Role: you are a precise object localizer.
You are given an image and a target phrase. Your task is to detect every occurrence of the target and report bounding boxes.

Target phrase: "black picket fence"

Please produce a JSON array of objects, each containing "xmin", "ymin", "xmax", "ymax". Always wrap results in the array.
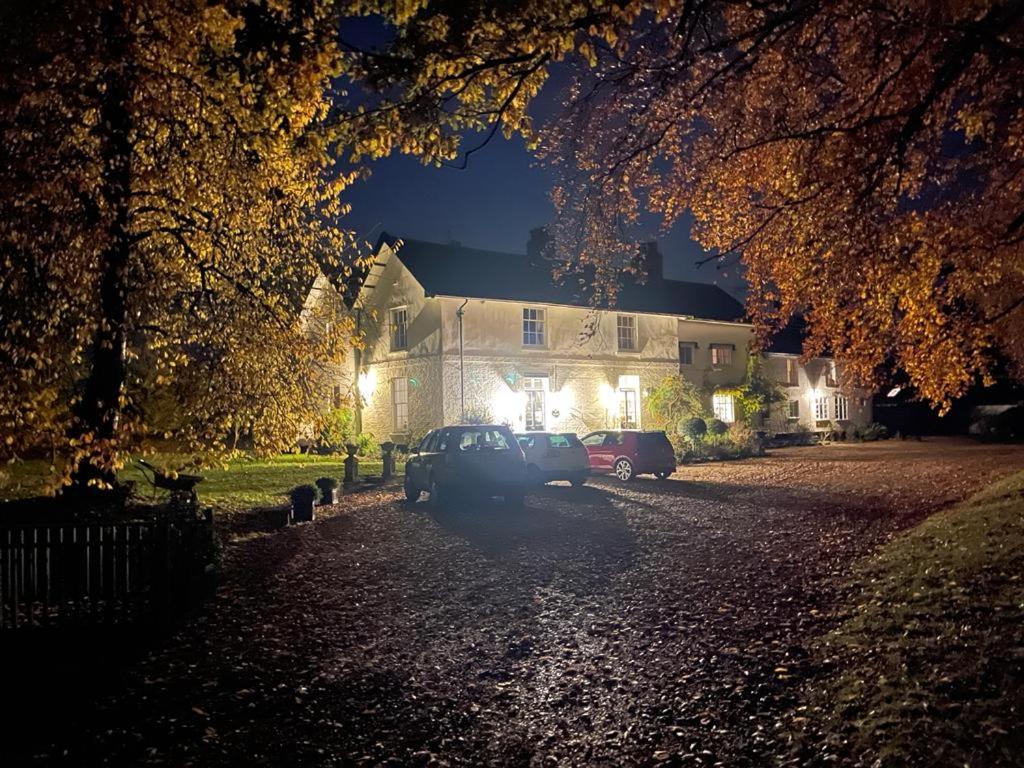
[{"xmin": 0, "ymin": 513, "xmax": 215, "ymax": 631}]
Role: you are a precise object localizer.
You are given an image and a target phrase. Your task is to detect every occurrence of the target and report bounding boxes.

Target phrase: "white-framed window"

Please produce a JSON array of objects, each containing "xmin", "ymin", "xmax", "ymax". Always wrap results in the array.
[
  {"xmin": 826, "ymin": 361, "xmax": 838, "ymax": 387},
  {"xmin": 788, "ymin": 399, "xmax": 800, "ymax": 420},
  {"xmin": 616, "ymin": 314, "xmax": 637, "ymax": 352},
  {"xmin": 782, "ymin": 358, "xmax": 799, "ymax": 387},
  {"xmin": 814, "ymin": 395, "xmax": 829, "ymax": 421},
  {"xmin": 712, "ymin": 393, "xmax": 736, "ymax": 423},
  {"xmin": 391, "ymin": 377, "xmax": 409, "ymax": 432},
  {"xmin": 678, "ymin": 342, "xmax": 695, "ymax": 367},
  {"xmin": 618, "ymin": 374, "xmax": 640, "ymax": 429},
  {"xmin": 834, "ymin": 394, "xmax": 849, "ymax": 421},
  {"xmin": 523, "ymin": 376, "xmax": 548, "ymax": 431},
  {"xmin": 390, "ymin": 307, "xmax": 408, "ymax": 351},
  {"xmin": 522, "ymin": 307, "xmax": 545, "ymax": 347},
  {"xmin": 711, "ymin": 344, "xmax": 734, "ymax": 367}
]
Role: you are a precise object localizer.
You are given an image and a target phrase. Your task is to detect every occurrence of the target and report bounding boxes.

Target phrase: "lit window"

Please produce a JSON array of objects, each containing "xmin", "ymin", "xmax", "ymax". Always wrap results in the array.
[
  {"xmin": 522, "ymin": 307, "xmax": 545, "ymax": 346},
  {"xmin": 390, "ymin": 307, "xmax": 408, "ymax": 351},
  {"xmin": 834, "ymin": 394, "xmax": 849, "ymax": 421},
  {"xmin": 711, "ymin": 344, "xmax": 733, "ymax": 367},
  {"xmin": 391, "ymin": 378, "xmax": 408, "ymax": 432},
  {"xmin": 679, "ymin": 342, "xmax": 695, "ymax": 367},
  {"xmin": 618, "ymin": 374, "xmax": 640, "ymax": 429},
  {"xmin": 788, "ymin": 399, "xmax": 800, "ymax": 420},
  {"xmin": 781, "ymin": 358, "xmax": 799, "ymax": 386},
  {"xmin": 712, "ymin": 393, "xmax": 735, "ymax": 423},
  {"xmin": 617, "ymin": 315, "xmax": 637, "ymax": 351},
  {"xmin": 814, "ymin": 395, "xmax": 829, "ymax": 421}
]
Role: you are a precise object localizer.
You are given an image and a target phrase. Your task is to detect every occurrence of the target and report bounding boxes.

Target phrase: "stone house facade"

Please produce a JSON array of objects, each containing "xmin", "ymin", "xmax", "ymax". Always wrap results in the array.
[{"xmin": 308, "ymin": 235, "xmax": 871, "ymax": 443}]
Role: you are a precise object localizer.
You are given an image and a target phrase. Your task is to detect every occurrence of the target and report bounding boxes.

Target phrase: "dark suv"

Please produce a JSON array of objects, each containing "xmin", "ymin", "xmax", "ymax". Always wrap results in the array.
[
  {"xmin": 404, "ymin": 424, "xmax": 528, "ymax": 508},
  {"xmin": 580, "ymin": 430, "xmax": 676, "ymax": 481}
]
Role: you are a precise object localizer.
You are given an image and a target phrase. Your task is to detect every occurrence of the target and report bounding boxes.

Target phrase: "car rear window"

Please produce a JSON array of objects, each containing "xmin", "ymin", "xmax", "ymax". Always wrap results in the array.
[
  {"xmin": 638, "ymin": 431, "xmax": 672, "ymax": 447},
  {"xmin": 457, "ymin": 428, "xmax": 512, "ymax": 451}
]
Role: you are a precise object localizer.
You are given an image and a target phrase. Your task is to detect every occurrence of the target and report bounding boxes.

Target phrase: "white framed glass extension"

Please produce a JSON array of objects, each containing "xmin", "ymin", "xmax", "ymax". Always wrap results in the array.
[
  {"xmin": 522, "ymin": 376, "xmax": 548, "ymax": 431},
  {"xmin": 522, "ymin": 307, "xmax": 546, "ymax": 347},
  {"xmin": 618, "ymin": 374, "xmax": 640, "ymax": 429},
  {"xmin": 391, "ymin": 377, "xmax": 409, "ymax": 433},
  {"xmin": 712, "ymin": 392, "xmax": 736, "ymax": 423},
  {"xmin": 389, "ymin": 306, "xmax": 408, "ymax": 351},
  {"xmin": 834, "ymin": 394, "xmax": 849, "ymax": 421}
]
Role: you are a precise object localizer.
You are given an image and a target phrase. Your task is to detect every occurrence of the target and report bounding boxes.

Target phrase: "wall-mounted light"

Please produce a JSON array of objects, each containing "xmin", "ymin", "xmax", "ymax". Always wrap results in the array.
[{"xmin": 357, "ymin": 369, "xmax": 377, "ymax": 400}]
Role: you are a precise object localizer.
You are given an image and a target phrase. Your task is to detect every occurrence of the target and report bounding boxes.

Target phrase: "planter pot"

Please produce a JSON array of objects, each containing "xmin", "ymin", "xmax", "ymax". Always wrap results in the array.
[
  {"xmin": 291, "ymin": 499, "xmax": 316, "ymax": 523},
  {"xmin": 315, "ymin": 484, "xmax": 339, "ymax": 505}
]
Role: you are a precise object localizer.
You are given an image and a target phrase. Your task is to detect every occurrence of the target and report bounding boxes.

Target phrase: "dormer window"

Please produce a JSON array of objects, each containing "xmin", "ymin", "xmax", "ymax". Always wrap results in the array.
[{"xmin": 390, "ymin": 307, "xmax": 408, "ymax": 351}]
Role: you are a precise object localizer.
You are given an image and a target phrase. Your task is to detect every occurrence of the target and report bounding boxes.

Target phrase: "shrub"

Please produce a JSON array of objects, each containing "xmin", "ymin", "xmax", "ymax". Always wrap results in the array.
[
  {"xmin": 356, "ymin": 432, "xmax": 380, "ymax": 458},
  {"xmin": 861, "ymin": 422, "xmax": 889, "ymax": 441},
  {"xmin": 317, "ymin": 406, "xmax": 355, "ymax": 452},
  {"xmin": 708, "ymin": 418, "xmax": 729, "ymax": 436},
  {"xmin": 681, "ymin": 416, "xmax": 708, "ymax": 442},
  {"xmin": 288, "ymin": 484, "xmax": 317, "ymax": 506},
  {"xmin": 647, "ymin": 375, "xmax": 708, "ymax": 431}
]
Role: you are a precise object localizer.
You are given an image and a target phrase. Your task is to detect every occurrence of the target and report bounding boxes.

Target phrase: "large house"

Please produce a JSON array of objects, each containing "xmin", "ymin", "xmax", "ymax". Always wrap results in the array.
[{"xmin": 305, "ymin": 234, "xmax": 872, "ymax": 443}]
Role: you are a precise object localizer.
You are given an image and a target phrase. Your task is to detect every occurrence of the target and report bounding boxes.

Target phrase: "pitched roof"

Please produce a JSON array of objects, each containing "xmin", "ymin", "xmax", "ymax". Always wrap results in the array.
[{"xmin": 379, "ymin": 234, "xmax": 747, "ymax": 323}]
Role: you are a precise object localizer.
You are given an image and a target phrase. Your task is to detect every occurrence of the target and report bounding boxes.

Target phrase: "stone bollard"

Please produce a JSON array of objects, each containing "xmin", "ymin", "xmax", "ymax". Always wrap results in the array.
[
  {"xmin": 343, "ymin": 442, "xmax": 359, "ymax": 485},
  {"xmin": 380, "ymin": 441, "xmax": 395, "ymax": 480}
]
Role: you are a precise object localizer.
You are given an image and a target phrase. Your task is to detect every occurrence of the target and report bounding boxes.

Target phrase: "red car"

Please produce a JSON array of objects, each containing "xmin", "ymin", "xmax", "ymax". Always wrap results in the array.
[{"xmin": 580, "ymin": 430, "xmax": 676, "ymax": 481}]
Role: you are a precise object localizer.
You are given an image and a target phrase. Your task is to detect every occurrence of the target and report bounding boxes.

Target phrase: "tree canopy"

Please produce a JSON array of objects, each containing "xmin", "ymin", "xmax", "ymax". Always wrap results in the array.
[{"xmin": 351, "ymin": 0, "xmax": 1024, "ymax": 411}]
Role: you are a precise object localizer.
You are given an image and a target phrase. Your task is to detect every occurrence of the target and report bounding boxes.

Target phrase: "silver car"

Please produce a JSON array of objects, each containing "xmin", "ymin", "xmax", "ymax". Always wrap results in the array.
[{"xmin": 515, "ymin": 432, "xmax": 590, "ymax": 487}]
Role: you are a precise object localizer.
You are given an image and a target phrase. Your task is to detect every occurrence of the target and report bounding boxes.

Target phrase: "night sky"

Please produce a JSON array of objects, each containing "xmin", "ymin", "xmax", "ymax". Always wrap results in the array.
[{"xmin": 342, "ymin": 113, "xmax": 748, "ymax": 300}]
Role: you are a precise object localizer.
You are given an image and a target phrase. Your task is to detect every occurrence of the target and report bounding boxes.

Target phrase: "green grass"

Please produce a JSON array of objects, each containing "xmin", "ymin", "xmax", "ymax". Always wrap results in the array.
[
  {"xmin": 807, "ymin": 470, "xmax": 1024, "ymax": 765},
  {"xmin": 0, "ymin": 454, "xmax": 401, "ymax": 513}
]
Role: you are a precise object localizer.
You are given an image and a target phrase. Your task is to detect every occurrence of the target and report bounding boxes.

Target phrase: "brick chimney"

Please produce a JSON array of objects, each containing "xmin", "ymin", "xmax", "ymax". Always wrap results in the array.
[
  {"xmin": 638, "ymin": 241, "xmax": 663, "ymax": 281},
  {"xmin": 526, "ymin": 226, "xmax": 551, "ymax": 265}
]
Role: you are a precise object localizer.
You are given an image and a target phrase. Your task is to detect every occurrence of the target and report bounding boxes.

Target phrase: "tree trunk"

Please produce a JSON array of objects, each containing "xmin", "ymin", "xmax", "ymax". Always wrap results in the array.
[{"xmin": 70, "ymin": 1, "xmax": 132, "ymax": 494}]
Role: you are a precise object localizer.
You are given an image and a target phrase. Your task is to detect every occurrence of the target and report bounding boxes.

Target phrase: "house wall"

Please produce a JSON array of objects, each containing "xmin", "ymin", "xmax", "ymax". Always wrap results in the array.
[
  {"xmin": 763, "ymin": 353, "xmax": 873, "ymax": 432},
  {"xmin": 318, "ymin": 244, "xmax": 873, "ymax": 443}
]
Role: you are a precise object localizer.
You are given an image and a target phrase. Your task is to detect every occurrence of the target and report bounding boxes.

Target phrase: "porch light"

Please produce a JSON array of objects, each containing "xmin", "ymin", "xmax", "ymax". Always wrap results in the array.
[{"xmin": 599, "ymin": 382, "xmax": 618, "ymax": 412}]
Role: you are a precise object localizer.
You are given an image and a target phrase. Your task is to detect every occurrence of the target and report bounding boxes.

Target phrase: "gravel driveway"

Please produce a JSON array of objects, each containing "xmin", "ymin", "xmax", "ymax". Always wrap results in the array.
[{"xmin": 26, "ymin": 439, "xmax": 1024, "ymax": 766}]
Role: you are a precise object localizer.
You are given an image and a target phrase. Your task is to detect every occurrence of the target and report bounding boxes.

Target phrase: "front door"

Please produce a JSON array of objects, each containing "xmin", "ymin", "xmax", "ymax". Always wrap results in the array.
[{"xmin": 523, "ymin": 376, "xmax": 547, "ymax": 431}]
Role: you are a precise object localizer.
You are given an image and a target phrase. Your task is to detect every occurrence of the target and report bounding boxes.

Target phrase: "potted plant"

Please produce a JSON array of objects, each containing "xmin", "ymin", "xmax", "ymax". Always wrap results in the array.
[
  {"xmin": 289, "ymin": 484, "xmax": 317, "ymax": 523},
  {"xmin": 315, "ymin": 476, "xmax": 339, "ymax": 505}
]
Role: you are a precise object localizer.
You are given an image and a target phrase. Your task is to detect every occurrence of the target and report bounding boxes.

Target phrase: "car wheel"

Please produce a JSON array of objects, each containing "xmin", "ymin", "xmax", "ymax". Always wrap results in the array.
[
  {"xmin": 654, "ymin": 470, "xmax": 672, "ymax": 480},
  {"xmin": 613, "ymin": 458, "xmax": 635, "ymax": 482},
  {"xmin": 404, "ymin": 476, "xmax": 421, "ymax": 502},
  {"xmin": 429, "ymin": 476, "xmax": 445, "ymax": 508},
  {"xmin": 504, "ymin": 491, "xmax": 525, "ymax": 510}
]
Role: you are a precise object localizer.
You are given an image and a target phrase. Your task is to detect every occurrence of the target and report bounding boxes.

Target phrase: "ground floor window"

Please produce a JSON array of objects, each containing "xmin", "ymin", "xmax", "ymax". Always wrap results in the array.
[
  {"xmin": 712, "ymin": 393, "xmax": 736, "ymax": 423},
  {"xmin": 618, "ymin": 374, "xmax": 640, "ymax": 429},
  {"xmin": 788, "ymin": 399, "xmax": 800, "ymax": 420},
  {"xmin": 523, "ymin": 376, "xmax": 548, "ymax": 431},
  {"xmin": 391, "ymin": 377, "xmax": 408, "ymax": 433},
  {"xmin": 814, "ymin": 395, "xmax": 829, "ymax": 421},
  {"xmin": 834, "ymin": 394, "xmax": 849, "ymax": 421}
]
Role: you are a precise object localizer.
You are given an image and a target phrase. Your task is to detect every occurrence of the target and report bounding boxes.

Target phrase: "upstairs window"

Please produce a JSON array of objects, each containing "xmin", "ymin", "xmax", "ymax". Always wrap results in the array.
[
  {"xmin": 390, "ymin": 307, "xmax": 408, "ymax": 351},
  {"xmin": 826, "ymin": 361, "xmax": 838, "ymax": 387},
  {"xmin": 712, "ymin": 393, "xmax": 736, "ymax": 423},
  {"xmin": 678, "ymin": 341, "xmax": 695, "ymax": 368},
  {"xmin": 781, "ymin": 358, "xmax": 799, "ymax": 386},
  {"xmin": 522, "ymin": 307, "xmax": 545, "ymax": 347},
  {"xmin": 710, "ymin": 344, "xmax": 734, "ymax": 367},
  {"xmin": 617, "ymin": 315, "xmax": 637, "ymax": 352}
]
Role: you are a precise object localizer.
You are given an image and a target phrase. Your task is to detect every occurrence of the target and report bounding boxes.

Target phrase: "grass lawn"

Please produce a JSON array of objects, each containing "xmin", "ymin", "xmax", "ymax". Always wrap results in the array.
[
  {"xmin": 806, "ymin": 469, "xmax": 1024, "ymax": 765},
  {"xmin": 0, "ymin": 454, "xmax": 402, "ymax": 514}
]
